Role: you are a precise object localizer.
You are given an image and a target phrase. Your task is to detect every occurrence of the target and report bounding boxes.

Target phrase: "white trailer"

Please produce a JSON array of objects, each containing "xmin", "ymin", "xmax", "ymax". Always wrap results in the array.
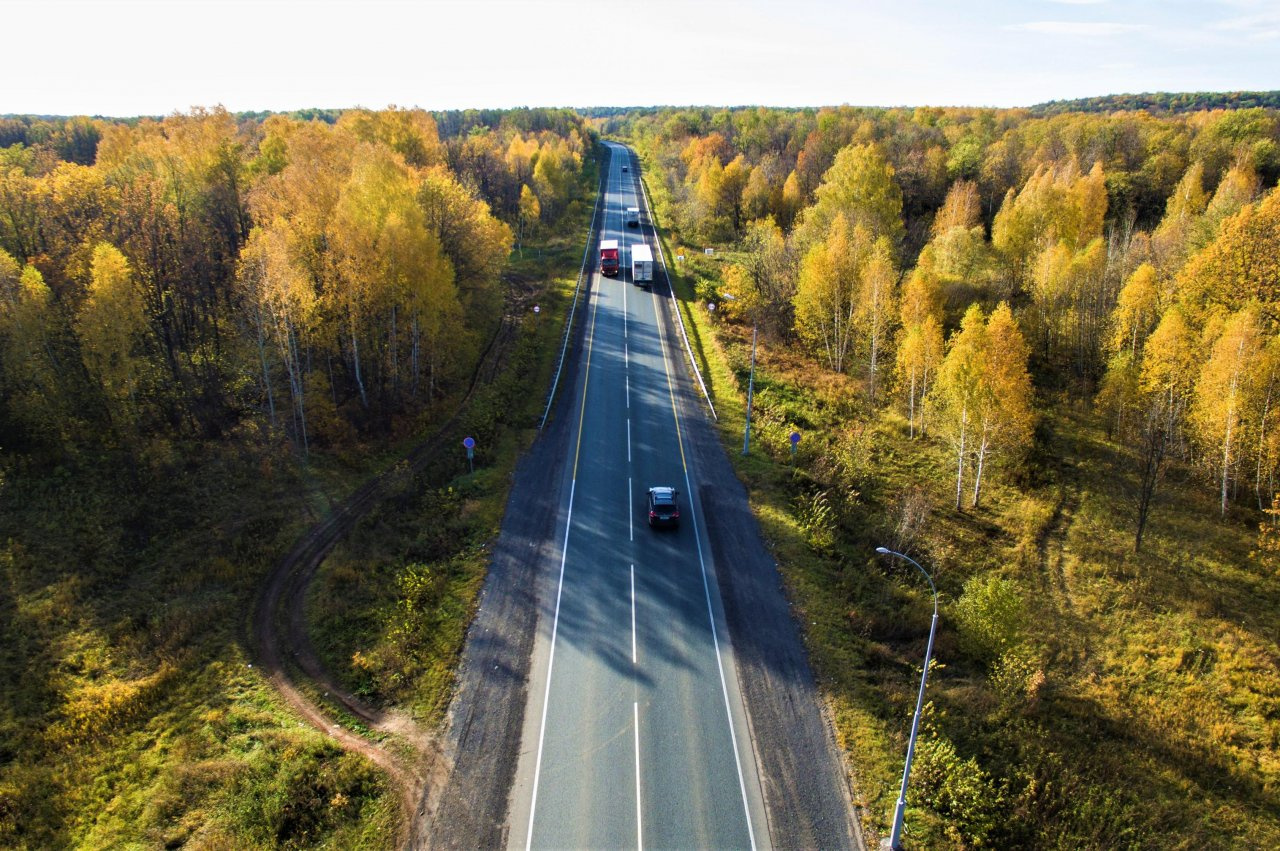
[
  {"xmin": 625, "ymin": 206, "xmax": 640, "ymax": 227},
  {"xmin": 631, "ymin": 243, "xmax": 653, "ymax": 286}
]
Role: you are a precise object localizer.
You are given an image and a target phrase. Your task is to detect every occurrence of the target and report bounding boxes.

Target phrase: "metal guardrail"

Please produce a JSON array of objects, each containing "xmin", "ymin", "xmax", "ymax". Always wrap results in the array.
[
  {"xmin": 539, "ymin": 145, "xmax": 608, "ymax": 430},
  {"xmin": 634, "ymin": 153, "xmax": 719, "ymax": 421}
]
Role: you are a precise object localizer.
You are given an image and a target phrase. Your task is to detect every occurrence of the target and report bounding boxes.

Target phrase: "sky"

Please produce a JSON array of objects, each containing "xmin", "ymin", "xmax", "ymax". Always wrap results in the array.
[{"xmin": 2, "ymin": 0, "xmax": 1278, "ymax": 116}]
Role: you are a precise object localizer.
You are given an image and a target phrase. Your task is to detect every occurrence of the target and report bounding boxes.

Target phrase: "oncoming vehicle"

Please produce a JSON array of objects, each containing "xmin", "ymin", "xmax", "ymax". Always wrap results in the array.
[
  {"xmin": 622, "ymin": 165, "xmax": 629, "ymax": 172},
  {"xmin": 647, "ymin": 486, "xmax": 680, "ymax": 528}
]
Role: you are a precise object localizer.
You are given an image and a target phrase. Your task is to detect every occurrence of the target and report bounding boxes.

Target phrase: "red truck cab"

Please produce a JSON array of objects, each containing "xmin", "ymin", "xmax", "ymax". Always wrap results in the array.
[{"xmin": 599, "ymin": 239, "xmax": 619, "ymax": 276}]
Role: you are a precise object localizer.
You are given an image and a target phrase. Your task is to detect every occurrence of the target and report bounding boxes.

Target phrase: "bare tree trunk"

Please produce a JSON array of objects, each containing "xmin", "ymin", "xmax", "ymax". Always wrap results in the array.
[
  {"xmin": 1257, "ymin": 376, "xmax": 1274, "ymax": 511},
  {"xmin": 908, "ymin": 368, "xmax": 917, "ymax": 439},
  {"xmin": 389, "ymin": 305, "xmax": 398, "ymax": 395},
  {"xmin": 351, "ymin": 329, "xmax": 368, "ymax": 408},
  {"xmin": 288, "ymin": 322, "xmax": 308, "ymax": 457},
  {"xmin": 412, "ymin": 317, "xmax": 420, "ymax": 399},
  {"xmin": 1221, "ymin": 415, "xmax": 1233, "ymax": 517},
  {"xmin": 868, "ymin": 324, "xmax": 880, "ymax": 405},
  {"xmin": 972, "ymin": 428, "xmax": 990, "ymax": 509},
  {"xmin": 1135, "ymin": 391, "xmax": 1174, "ymax": 552},
  {"xmin": 920, "ymin": 367, "xmax": 931, "ymax": 438},
  {"xmin": 254, "ymin": 303, "xmax": 275, "ymax": 426}
]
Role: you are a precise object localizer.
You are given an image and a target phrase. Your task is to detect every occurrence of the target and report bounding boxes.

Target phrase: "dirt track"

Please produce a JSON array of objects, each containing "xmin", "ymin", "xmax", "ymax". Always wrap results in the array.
[{"xmin": 250, "ymin": 318, "xmax": 518, "ymax": 849}]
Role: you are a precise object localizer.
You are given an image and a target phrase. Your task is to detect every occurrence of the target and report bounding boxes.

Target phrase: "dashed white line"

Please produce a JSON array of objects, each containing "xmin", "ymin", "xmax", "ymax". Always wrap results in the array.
[
  {"xmin": 631, "ymin": 564, "xmax": 637, "ymax": 664},
  {"xmin": 627, "ymin": 418, "xmax": 631, "ymax": 463},
  {"xmin": 634, "ymin": 701, "xmax": 643, "ymax": 851}
]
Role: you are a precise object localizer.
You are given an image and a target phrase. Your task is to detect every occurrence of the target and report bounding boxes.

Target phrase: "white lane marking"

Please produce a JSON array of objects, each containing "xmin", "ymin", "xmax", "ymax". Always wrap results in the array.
[
  {"xmin": 525, "ymin": 480, "xmax": 576, "ymax": 851},
  {"xmin": 626, "ymin": 373, "xmax": 630, "ymax": 409},
  {"xmin": 631, "ymin": 564, "xmax": 637, "ymax": 664},
  {"xmin": 634, "ymin": 701, "xmax": 643, "ymax": 851},
  {"xmin": 629, "ymin": 477, "xmax": 633, "ymax": 542},
  {"xmin": 650, "ymin": 281, "xmax": 758, "ymax": 850},
  {"xmin": 527, "ymin": 154, "xmax": 618, "ymax": 844},
  {"xmin": 627, "ymin": 418, "xmax": 631, "ymax": 464},
  {"xmin": 624, "ymin": 273, "xmax": 628, "ymax": 339}
]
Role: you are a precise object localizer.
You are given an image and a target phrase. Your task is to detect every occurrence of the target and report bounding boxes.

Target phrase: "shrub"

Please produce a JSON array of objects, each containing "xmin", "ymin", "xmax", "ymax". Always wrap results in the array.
[
  {"xmin": 911, "ymin": 721, "xmax": 1004, "ymax": 847},
  {"xmin": 952, "ymin": 574, "xmax": 1027, "ymax": 662}
]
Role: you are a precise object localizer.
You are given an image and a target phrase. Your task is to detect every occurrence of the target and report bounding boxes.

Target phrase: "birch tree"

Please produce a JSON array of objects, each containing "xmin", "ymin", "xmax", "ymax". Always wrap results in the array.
[
  {"xmin": 1192, "ymin": 307, "xmax": 1263, "ymax": 515},
  {"xmin": 793, "ymin": 214, "xmax": 867, "ymax": 373},
  {"xmin": 933, "ymin": 304, "xmax": 988, "ymax": 510},
  {"xmin": 857, "ymin": 236, "xmax": 897, "ymax": 404},
  {"xmin": 895, "ymin": 315, "xmax": 944, "ymax": 438},
  {"xmin": 1131, "ymin": 306, "xmax": 1198, "ymax": 549},
  {"xmin": 970, "ymin": 302, "xmax": 1035, "ymax": 508}
]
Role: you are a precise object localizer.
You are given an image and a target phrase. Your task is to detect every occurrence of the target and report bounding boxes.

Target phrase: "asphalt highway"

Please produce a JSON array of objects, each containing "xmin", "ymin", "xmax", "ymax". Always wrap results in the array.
[{"xmin": 507, "ymin": 142, "xmax": 769, "ymax": 850}]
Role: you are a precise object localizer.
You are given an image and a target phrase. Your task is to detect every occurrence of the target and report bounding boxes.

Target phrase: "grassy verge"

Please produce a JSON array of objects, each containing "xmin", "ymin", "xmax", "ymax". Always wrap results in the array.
[
  {"xmin": 636, "ymin": 155, "xmax": 1280, "ymax": 849},
  {"xmin": 306, "ymin": 166, "xmax": 598, "ymax": 728},
  {"xmin": 0, "ymin": 434, "xmax": 397, "ymax": 848}
]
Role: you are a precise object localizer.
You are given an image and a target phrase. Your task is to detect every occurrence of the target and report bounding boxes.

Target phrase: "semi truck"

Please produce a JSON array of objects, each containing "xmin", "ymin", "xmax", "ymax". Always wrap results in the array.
[
  {"xmin": 599, "ymin": 239, "xmax": 619, "ymax": 276},
  {"xmin": 631, "ymin": 243, "xmax": 653, "ymax": 286},
  {"xmin": 625, "ymin": 207, "xmax": 640, "ymax": 227}
]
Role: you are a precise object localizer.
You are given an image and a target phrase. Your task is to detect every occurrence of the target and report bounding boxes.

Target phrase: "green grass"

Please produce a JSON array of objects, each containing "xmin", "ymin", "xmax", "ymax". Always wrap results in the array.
[
  {"xmin": 0, "ymin": 433, "xmax": 398, "ymax": 849},
  {"xmin": 638, "ymin": 158, "xmax": 1280, "ymax": 849}
]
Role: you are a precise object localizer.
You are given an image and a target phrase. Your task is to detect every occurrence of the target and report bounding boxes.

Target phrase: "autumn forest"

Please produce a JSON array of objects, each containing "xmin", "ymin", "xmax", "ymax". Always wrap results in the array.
[{"xmin": 2, "ymin": 98, "xmax": 1279, "ymax": 848}]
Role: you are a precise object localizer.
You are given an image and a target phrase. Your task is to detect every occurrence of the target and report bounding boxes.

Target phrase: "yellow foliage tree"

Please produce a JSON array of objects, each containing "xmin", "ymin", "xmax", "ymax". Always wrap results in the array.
[
  {"xmin": 1192, "ymin": 307, "xmax": 1264, "ymax": 515},
  {"xmin": 76, "ymin": 243, "xmax": 148, "ymax": 427},
  {"xmin": 793, "ymin": 214, "xmax": 868, "ymax": 373},
  {"xmin": 932, "ymin": 304, "xmax": 988, "ymax": 510}
]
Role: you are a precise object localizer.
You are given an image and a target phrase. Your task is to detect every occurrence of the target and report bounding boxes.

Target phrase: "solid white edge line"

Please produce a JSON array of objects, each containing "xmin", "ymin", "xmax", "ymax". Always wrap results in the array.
[
  {"xmin": 525, "ymin": 478, "xmax": 576, "ymax": 851},
  {"xmin": 682, "ymin": 461, "xmax": 757, "ymax": 851},
  {"xmin": 635, "ymin": 700, "xmax": 643, "ymax": 851},
  {"xmin": 648, "ymin": 259, "xmax": 758, "ymax": 850}
]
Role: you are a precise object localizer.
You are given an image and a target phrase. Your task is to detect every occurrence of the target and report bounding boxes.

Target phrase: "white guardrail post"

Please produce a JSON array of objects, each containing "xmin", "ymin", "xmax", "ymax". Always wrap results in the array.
[{"xmin": 634, "ymin": 153, "xmax": 718, "ymax": 421}]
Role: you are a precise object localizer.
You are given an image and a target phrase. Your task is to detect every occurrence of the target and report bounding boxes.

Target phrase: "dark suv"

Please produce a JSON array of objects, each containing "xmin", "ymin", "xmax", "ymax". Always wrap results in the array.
[{"xmin": 647, "ymin": 486, "xmax": 680, "ymax": 527}]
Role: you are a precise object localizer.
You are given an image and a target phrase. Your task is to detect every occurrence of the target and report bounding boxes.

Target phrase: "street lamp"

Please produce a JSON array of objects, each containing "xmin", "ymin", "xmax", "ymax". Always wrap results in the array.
[
  {"xmin": 720, "ymin": 292, "xmax": 757, "ymax": 455},
  {"xmin": 876, "ymin": 546, "xmax": 939, "ymax": 851}
]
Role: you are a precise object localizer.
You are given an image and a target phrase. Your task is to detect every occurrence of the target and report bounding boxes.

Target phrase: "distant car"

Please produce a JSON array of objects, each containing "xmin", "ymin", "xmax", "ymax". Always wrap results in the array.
[
  {"xmin": 647, "ymin": 486, "xmax": 680, "ymax": 527},
  {"xmin": 622, "ymin": 165, "xmax": 628, "ymax": 172}
]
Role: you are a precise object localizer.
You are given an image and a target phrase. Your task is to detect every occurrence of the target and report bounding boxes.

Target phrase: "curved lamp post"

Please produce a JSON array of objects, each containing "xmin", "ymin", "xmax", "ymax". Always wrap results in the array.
[{"xmin": 876, "ymin": 546, "xmax": 939, "ymax": 851}]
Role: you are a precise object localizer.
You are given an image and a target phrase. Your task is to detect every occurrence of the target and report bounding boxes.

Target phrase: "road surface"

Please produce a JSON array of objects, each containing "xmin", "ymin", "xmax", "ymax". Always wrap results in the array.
[{"xmin": 507, "ymin": 142, "xmax": 769, "ymax": 849}]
